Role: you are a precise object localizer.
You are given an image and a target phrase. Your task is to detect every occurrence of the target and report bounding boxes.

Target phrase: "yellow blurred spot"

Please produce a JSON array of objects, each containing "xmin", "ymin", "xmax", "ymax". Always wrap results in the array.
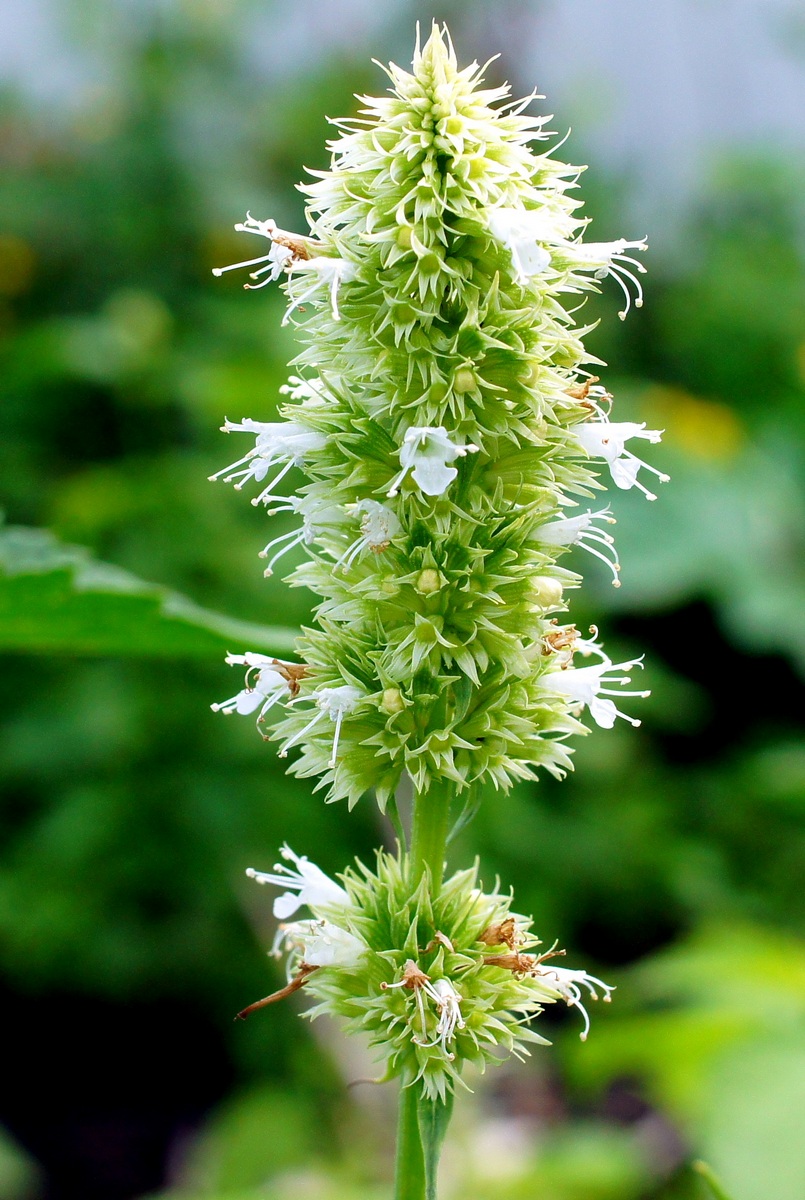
[
  {"xmin": 0, "ymin": 236, "xmax": 35, "ymax": 296},
  {"xmin": 642, "ymin": 385, "xmax": 744, "ymax": 461},
  {"xmin": 104, "ymin": 289, "xmax": 172, "ymax": 353}
]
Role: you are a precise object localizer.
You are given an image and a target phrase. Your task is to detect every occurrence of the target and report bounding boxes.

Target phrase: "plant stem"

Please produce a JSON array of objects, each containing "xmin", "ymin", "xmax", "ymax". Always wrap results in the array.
[
  {"xmin": 393, "ymin": 778, "xmax": 456, "ymax": 1199},
  {"xmin": 409, "ymin": 777, "xmax": 454, "ymax": 889},
  {"xmin": 394, "ymin": 1082, "xmax": 426, "ymax": 1200}
]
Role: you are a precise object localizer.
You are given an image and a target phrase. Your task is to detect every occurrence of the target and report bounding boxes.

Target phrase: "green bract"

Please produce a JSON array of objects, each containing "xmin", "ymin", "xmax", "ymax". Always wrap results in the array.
[{"xmin": 211, "ymin": 26, "xmax": 663, "ymax": 806}]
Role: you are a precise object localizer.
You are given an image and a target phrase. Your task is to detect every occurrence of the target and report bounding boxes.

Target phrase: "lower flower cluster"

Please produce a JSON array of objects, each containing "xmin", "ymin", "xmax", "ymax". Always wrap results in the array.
[{"xmin": 241, "ymin": 846, "xmax": 613, "ymax": 1101}]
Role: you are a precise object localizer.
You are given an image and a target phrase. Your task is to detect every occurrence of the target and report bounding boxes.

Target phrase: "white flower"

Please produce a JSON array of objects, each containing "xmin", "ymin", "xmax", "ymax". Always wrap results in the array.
[
  {"xmin": 255, "ymin": 499, "xmax": 314, "ymax": 577},
  {"xmin": 565, "ymin": 238, "xmax": 648, "ymax": 319},
  {"xmin": 279, "ymin": 684, "xmax": 363, "ymax": 768},
  {"xmin": 536, "ymin": 508, "xmax": 621, "ymax": 587},
  {"xmin": 211, "ymin": 652, "xmax": 290, "ymax": 723},
  {"xmin": 211, "ymin": 212, "xmax": 356, "ymax": 322},
  {"xmin": 487, "ymin": 208, "xmax": 647, "ymax": 318},
  {"xmin": 277, "ymin": 918, "xmax": 365, "ymax": 968},
  {"xmin": 257, "ymin": 497, "xmax": 344, "ymax": 576},
  {"xmin": 488, "ymin": 207, "xmax": 555, "ymax": 281},
  {"xmin": 246, "ymin": 844, "xmax": 351, "ymax": 919},
  {"xmin": 208, "ymin": 420, "xmax": 326, "ymax": 505},
  {"xmin": 531, "ymin": 963, "xmax": 614, "ymax": 1041},
  {"xmin": 336, "ymin": 499, "xmax": 402, "ymax": 570},
  {"xmin": 488, "ymin": 205, "xmax": 583, "ymax": 282},
  {"xmin": 540, "ymin": 652, "xmax": 650, "ymax": 729},
  {"xmin": 387, "ymin": 426, "xmax": 479, "ymax": 498},
  {"xmin": 211, "ymin": 214, "xmax": 304, "ymax": 288},
  {"xmin": 283, "ymin": 256, "xmax": 357, "ymax": 325},
  {"xmin": 572, "ymin": 418, "xmax": 669, "ymax": 501}
]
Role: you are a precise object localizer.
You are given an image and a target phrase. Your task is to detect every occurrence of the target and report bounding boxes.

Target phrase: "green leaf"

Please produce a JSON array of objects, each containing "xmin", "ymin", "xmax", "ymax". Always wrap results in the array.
[
  {"xmin": 0, "ymin": 525, "xmax": 297, "ymax": 658},
  {"xmin": 417, "ymin": 1092, "xmax": 454, "ymax": 1200},
  {"xmin": 694, "ymin": 1160, "xmax": 736, "ymax": 1200}
]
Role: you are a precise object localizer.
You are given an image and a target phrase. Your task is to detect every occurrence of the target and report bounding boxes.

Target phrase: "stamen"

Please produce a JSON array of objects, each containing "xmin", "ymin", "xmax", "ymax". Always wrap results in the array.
[
  {"xmin": 258, "ymin": 527, "xmax": 301, "ymax": 558},
  {"xmin": 328, "ymin": 707, "xmax": 345, "ymax": 768},
  {"xmin": 251, "ymin": 459, "xmax": 297, "ymax": 506},
  {"xmin": 263, "ymin": 530, "xmax": 305, "ymax": 576},
  {"xmin": 208, "ymin": 450, "xmax": 261, "ymax": 482},
  {"xmin": 212, "ymin": 253, "xmax": 275, "ymax": 277},
  {"xmin": 279, "ymin": 709, "xmax": 326, "ymax": 757}
]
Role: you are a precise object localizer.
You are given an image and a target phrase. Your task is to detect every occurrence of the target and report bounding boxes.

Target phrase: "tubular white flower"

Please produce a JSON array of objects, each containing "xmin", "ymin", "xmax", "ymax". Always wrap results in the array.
[
  {"xmin": 212, "ymin": 240, "xmax": 293, "ymax": 287},
  {"xmin": 278, "ymin": 918, "xmax": 365, "ymax": 968},
  {"xmin": 258, "ymin": 497, "xmax": 345, "ymax": 576},
  {"xmin": 280, "ymin": 684, "xmax": 363, "ymax": 768},
  {"xmin": 283, "ymin": 256, "xmax": 357, "ymax": 325},
  {"xmin": 540, "ymin": 653, "xmax": 650, "ymax": 729},
  {"xmin": 246, "ymin": 844, "xmax": 351, "ymax": 919},
  {"xmin": 536, "ymin": 509, "xmax": 621, "ymax": 587},
  {"xmin": 211, "ymin": 212, "xmax": 356, "ymax": 320},
  {"xmin": 565, "ymin": 238, "xmax": 648, "ymax": 319},
  {"xmin": 531, "ymin": 963, "xmax": 614, "ymax": 1041},
  {"xmin": 208, "ymin": 420, "xmax": 326, "ymax": 504},
  {"xmin": 387, "ymin": 426, "xmax": 479, "ymax": 498},
  {"xmin": 211, "ymin": 653, "xmax": 291, "ymax": 722},
  {"xmin": 211, "ymin": 214, "xmax": 305, "ymax": 288},
  {"xmin": 572, "ymin": 418, "xmax": 669, "ymax": 501},
  {"xmin": 487, "ymin": 207, "xmax": 554, "ymax": 280},
  {"xmin": 486, "ymin": 208, "xmax": 646, "ymax": 318},
  {"xmin": 337, "ymin": 499, "xmax": 402, "ymax": 570},
  {"xmin": 488, "ymin": 204, "xmax": 583, "ymax": 280}
]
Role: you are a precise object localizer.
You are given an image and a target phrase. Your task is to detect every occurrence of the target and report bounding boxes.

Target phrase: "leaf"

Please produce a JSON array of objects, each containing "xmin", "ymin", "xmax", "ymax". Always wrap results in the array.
[
  {"xmin": 693, "ymin": 1160, "xmax": 736, "ymax": 1200},
  {"xmin": 447, "ymin": 782, "xmax": 483, "ymax": 845},
  {"xmin": 0, "ymin": 525, "xmax": 297, "ymax": 658},
  {"xmin": 699, "ymin": 1033, "xmax": 805, "ymax": 1200},
  {"xmin": 417, "ymin": 1092, "xmax": 454, "ymax": 1200}
]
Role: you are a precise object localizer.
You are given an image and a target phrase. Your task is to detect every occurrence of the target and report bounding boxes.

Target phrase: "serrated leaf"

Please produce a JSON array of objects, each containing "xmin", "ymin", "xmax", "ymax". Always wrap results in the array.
[{"xmin": 0, "ymin": 525, "xmax": 297, "ymax": 658}]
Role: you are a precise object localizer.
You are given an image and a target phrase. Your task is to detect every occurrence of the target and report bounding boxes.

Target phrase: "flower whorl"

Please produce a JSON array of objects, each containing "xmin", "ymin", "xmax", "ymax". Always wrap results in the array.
[{"xmin": 211, "ymin": 27, "xmax": 663, "ymax": 808}]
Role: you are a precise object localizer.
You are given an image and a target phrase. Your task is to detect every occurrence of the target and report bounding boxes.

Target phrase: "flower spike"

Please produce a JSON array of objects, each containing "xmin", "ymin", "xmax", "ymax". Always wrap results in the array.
[{"xmin": 209, "ymin": 19, "xmax": 670, "ymax": 1148}]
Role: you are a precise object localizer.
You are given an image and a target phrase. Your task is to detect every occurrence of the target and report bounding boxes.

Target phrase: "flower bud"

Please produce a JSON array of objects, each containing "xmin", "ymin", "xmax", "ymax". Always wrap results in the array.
[
  {"xmin": 530, "ymin": 576, "xmax": 564, "ymax": 610},
  {"xmin": 416, "ymin": 568, "xmax": 442, "ymax": 594},
  {"xmin": 454, "ymin": 368, "xmax": 476, "ymax": 394},
  {"xmin": 381, "ymin": 688, "xmax": 405, "ymax": 715}
]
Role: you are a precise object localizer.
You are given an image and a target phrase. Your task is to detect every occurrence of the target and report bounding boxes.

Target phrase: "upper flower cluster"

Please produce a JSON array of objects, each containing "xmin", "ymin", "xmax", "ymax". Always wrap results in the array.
[
  {"xmin": 210, "ymin": 26, "xmax": 666, "ymax": 807},
  {"xmin": 239, "ymin": 846, "xmax": 612, "ymax": 1099}
]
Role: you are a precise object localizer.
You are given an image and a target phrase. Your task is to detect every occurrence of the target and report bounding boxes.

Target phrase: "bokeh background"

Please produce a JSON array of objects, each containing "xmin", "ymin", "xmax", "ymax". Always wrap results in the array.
[{"xmin": 1, "ymin": 1, "xmax": 804, "ymax": 1198}]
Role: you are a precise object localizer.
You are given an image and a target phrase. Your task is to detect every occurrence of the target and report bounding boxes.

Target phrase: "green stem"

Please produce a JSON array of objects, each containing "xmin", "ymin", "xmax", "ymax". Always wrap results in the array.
[
  {"xmin": 409, "ymin": 777, "xmax": 454, "ymax": 889},
  {"xmin": 394, "ymin": 1083, "xmax": 426, "ymax": 1200},
  {"xmin": 393, "ymin": 778, "xmax": 456, "ymax": 1199}
]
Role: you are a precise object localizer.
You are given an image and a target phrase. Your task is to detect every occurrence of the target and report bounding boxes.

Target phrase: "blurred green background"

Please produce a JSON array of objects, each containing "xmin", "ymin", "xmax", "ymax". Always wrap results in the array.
[{"xmin": 1, "ymin": 2, "xmax": 803, "ymax": 1199}]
